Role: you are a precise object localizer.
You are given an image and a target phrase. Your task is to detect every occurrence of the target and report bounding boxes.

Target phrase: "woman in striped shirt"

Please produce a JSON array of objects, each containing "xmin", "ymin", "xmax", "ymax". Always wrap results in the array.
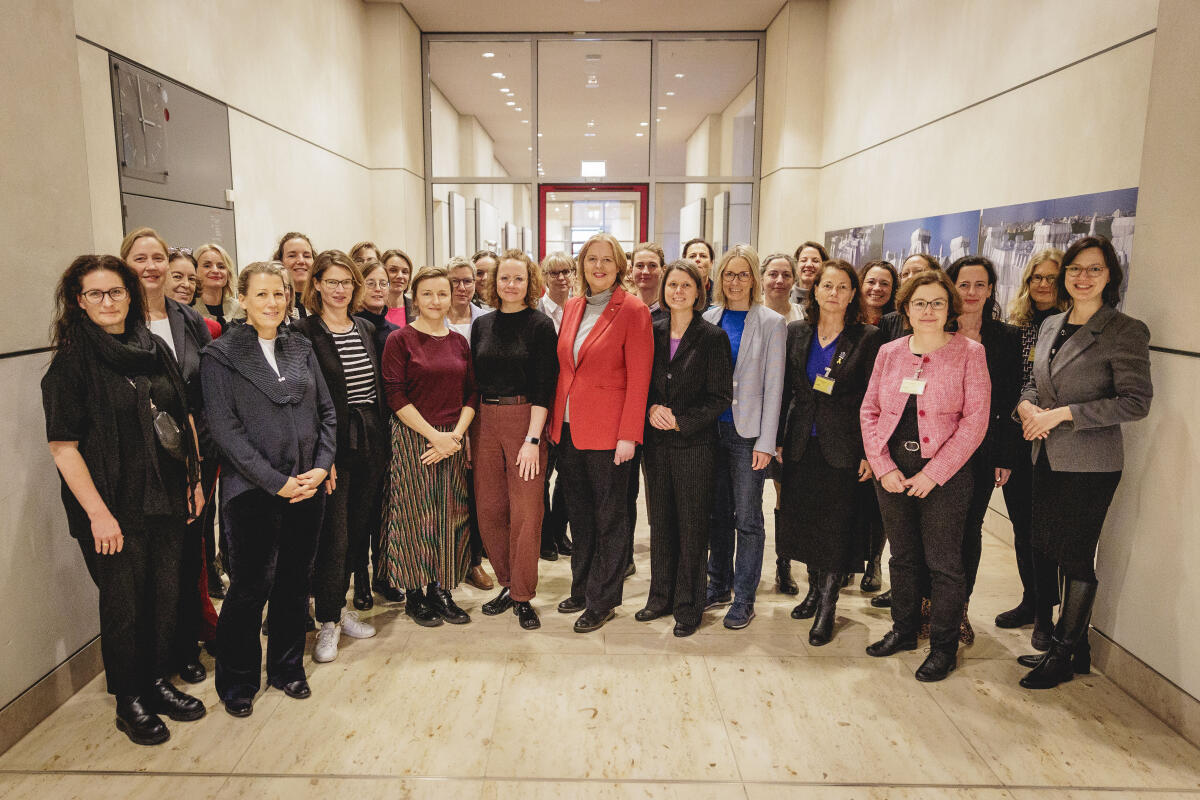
[{"xmin": 295, "ymin": 251, "xmax": 390, "ymax": 663}]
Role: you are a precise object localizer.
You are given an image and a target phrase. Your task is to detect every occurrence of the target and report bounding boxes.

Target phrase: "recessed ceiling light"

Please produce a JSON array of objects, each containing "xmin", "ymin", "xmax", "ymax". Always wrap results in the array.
[
  {"xmin": 537, "ymin": 132, "xmax": 543, "ymax": 137},
  {"xmin": 584, "ymin": 132, "xmax": 596, "ymax": 137},
  {"xmin": 514, "ymin": 107, "xmax": 522, "ymax": 111},
  {"xmin": 656, "ymin": 117, "xmax": 662, "ymax": 122},
  {"xmin": 665, "ymin": 91, "xmax": 675, "ymax": 96},
  {"xmin": 522, "ymin": 119, "xmax": 529, "ymax": 123},
  {"xmin": 658, "ymin": 106, "xmax": 667, "ymax": 110},
  {"xmin": 635, "ymin": 132, "xmax": 644, "ymax": 137},
  {"xmin": 483, "ymin": 52, "xmax": 495, "ymax": 58},
  {"xmin": 491, "ymin": 72, "xmax": 506, "ymax": 79},
  {"xmin": 528, "ymin": 146, "xmax": 533, "ymax": 151},
  {"xmin": 586, "ymin": 75, "xmax": 599, "ymax": 88},
  {"xmin": 507, "ymin": 92, "xmax": 515, "ymax": 97},
  {"xmin": 639, "ymin": 121, "xmax": 648, "ymax": 127},
  {"xmin": 587, "ymin": 121, "xmax": 595, "ymax": 127},
  {"xmin": 675, "ymin": 73, "xmax": 685, "ymax": 78},
  {"xmin": 499, "ymin": 87, "xmax": 509, "ymax": 92},
  {"xmin": 506, "ymin": 101, "xmax": 515, "ymax": 106}
]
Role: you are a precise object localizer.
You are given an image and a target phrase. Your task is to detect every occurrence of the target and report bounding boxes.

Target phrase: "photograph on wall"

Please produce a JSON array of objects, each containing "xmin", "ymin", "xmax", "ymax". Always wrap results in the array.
[
  {"xmin": 882, "ymin": 210, "xmax": 981, "ymax": 269},
  {"xmin": 979, "ymin": 187, "xmax": 1137, "ymax": 316},
  {"xmin": 823, "ymin": 224, "xmax": 884, "ymax": 269}
]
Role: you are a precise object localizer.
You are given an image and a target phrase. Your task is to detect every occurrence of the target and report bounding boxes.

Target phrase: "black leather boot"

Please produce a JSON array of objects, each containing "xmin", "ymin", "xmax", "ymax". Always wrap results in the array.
[
  {"xmin": 776, "ymin": 557, "xmax": 799, "ymax": 595},
  {"xmin": 808, "ymin": 571, "xmax": 843, "ymax": 646},
  {"xmin": 353, "ymin": 567, "xmax": 373, "ymax": 610},
  {"xmin": 860, "ymin": 553, "xmax": 882, "ymax": 593},
  {"xmin": 790, "ymin": 569, "xmax": 820, "ymax": 619},
  {"xmin": 115, "ymin": 695, "xmax": 170, "ymax": 745},
  {"xmin": 206, "ymin": 563, "xmax": 226, "ymax": 599},
  {"xmin": 147, "ymin": 678, "xmax": 206, "ymax": 721},
  {"xmin": 1021, "ymin": 579, "xmax": 1097, "ymax": 689}
]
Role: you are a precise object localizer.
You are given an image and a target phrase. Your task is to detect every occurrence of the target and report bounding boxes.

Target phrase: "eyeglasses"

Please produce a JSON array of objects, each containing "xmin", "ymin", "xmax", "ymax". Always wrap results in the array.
[
  {"xmin": 81, "ymin": 287, "xmax": 129, "ymax": 305},
  {"xmin": 450, "ymin": 278, "xmax": 475, "ymax": 287},
  {"xmin": 321, "ymin": 278, "xmax": 356, "ymax": 290},
  {"xmin": 723, "ymin": 271, "xmax": 753, "ymax": 283},
  {"xmin": 364, "ymin": 279, "xmax": 390, "ymax": 289},
  {"xmin": 1064, "ymin": 265, "xmax": 1106, "ymax": 277},
  {"xmin": 1029, "ymin": 274, "xmax": 1058, "ymax": 284},
  {"xmin": 817, "ymin": 282, "xmax": 853, "ymax": 293},
  {"xmin": 546, "ymin": 269, "xmax": 573, "ymax": 278},
  {"xmin": 909, "ymin": 299, "xmax": 947, "ymax": 312}
]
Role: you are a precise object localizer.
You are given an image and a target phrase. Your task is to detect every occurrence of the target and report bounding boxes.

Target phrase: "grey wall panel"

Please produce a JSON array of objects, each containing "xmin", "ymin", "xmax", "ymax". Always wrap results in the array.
[
  {"xmin": 111, "ymin": 56, "xmax": 232, "ymax": 211},
  {"xmin": 122, "ymin": 193, "xmax": 237, "ymax": 266}
]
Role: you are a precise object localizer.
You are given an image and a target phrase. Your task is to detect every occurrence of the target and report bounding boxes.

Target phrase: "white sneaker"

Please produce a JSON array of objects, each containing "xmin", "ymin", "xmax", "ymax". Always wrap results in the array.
[
  {"xmin": 340, "ymin": 609, "xmax": 376, "ymax": 639},
  {"xmin": 314, "ymin": 622, "xmax": 339, "ymax": 662}
]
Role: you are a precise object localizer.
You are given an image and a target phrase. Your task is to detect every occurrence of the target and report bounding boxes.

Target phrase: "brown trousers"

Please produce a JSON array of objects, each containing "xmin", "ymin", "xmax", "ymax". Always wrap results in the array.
[{"xmin": 472, "ymin": 403, "xmax": 548, "ymax": 601}]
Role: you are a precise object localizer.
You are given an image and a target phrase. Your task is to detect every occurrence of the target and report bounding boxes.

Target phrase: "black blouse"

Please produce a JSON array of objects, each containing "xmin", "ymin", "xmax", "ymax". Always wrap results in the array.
[{"xmin": 470, "ymin": 307, "xmax": 559, "ymax": 407}]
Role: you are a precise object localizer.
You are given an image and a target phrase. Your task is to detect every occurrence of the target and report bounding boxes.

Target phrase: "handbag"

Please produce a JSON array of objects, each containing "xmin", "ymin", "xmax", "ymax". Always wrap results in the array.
[{"xmin": 129, "ymin": 377, "xmax": 188, "ymax": 461}]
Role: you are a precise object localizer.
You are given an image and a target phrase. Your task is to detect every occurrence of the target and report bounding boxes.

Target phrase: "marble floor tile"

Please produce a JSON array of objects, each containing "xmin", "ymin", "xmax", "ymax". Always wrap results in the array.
[
  {"xmin": 213, "ymin": 776, "xmax": 489, "ymax": 799},
  {"xmin": 603, "ymin": 631, "xmax": 807, "ymax": 657},
  {"xmin": 487, "ymin": 780, "xmax": 746, "ymax": 800},
  {"xmin": 745, "ymin": 787, "xmax": 1017, "ymax": 800},
  {"xmin": 1007, "ymin": 791, "xmax": 1200, "ymax": 800},
  {"xmin": 0, "ymin": 773, "xmax": 228, "ymax": 800},
  {"xmin": 232, "ymin": 650, "xmax": 506, "ymax": 777},
  {"xmin": 924, "ymin": 658, "xmax": 1200, "ymax": 789},
  {"xmin": 0, "ymin": 673, "xmax": 283, "ymax": 774},
  {"xmin": 486, "ymin": 653, "xmax": 739, "ymax": 781},
  {"xmin": 708, "ymin": 655, "xmax": 1000, "ymax": 785}
]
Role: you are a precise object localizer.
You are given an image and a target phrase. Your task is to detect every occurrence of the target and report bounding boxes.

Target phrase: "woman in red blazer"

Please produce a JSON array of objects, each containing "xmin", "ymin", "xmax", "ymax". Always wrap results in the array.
[
  {"xmin": 859, "ymin": 270, "xmax": 989, "ymax": 682},
  {"xmin": 550, "ymin": 233, "xmax": 653, "ymax": 633}
]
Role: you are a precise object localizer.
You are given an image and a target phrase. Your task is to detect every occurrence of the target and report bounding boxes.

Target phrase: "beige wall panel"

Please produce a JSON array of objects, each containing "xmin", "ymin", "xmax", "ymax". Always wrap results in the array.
[
  {"xmin": 757, "ymin": 168, "xmax": 820, "ymax": 257},
  {"xmin": 816, "ymin": 37, "xmax": 1153, "ymax": 233},
  {"xmin": 760, "ymin": 0, "xmax": 826, "ymax": 175},
  {"xmin": 371, "ymin": 170, "xmax": 427, "ymax": 259},
  {"xmin": 75, "ymin": 41, "xmax": 123, "ymax": 256},
  {"xmin": 821, "ymin": 0, "xmax": 1158, "ymax": 164},
  {"xmin": 73, "ymin": 0, "xmax": 371, "ymax": 166},
  {"xmin": 228, "ymin": 110, "xmax": 371, "ymax": 268},
  {"xmin": 1122, "ymin": 0, "xmax": 1200, "ymax": 351},
  {"xmin": 365, "ymin": 3, "xmax": 425, "ymax": 174}
]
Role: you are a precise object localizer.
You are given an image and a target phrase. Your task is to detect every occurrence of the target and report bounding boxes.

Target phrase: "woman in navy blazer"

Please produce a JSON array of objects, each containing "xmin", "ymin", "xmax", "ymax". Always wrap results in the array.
[
  {"xmin": 776, "ymin": 260, "xmax": 882, "ymax": 646},
  {"xmin": 202, "ymin": 261, "xmax": 336, "ymax": 717},
  {"xmin": 701, "ymin": 245, "xmax": 787, "ymax": 630},
  {"xmin": 637, "ymin": 260, "xmax": 733, "ymax": 637},
  {"xmin": 1015, "ymin": 236, "xmax": 1152, "ymax": 689},
  {"xmin": 550, "ymin": 233, "xmax": 653, "ymax": 633}
]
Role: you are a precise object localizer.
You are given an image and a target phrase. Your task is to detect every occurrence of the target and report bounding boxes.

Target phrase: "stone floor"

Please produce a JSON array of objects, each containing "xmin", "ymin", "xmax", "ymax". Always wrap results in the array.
[{"xmin": 2, "ymin": 487, "xmax": 1198, "ymax": 800}]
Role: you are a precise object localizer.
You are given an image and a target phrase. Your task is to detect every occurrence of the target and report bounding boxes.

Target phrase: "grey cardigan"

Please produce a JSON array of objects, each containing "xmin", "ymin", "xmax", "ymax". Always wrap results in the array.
[
  {"xmin": 1019, "ymin": 304, "xmax": 1152, "ymax": 472},
  {"xmin": 702, "ymin": 303, "xmax": 787, "ymax": 453}
]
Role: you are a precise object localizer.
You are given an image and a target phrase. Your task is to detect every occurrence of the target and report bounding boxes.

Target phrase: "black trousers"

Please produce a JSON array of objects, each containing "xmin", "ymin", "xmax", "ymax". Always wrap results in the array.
[
  {"xmin": 78, "ymin": 518, "xmax": 185, "ymax": 696},
  {"xmin": 199, "ymin": 459, "xmax": 220, "ymax": 571},
  {"xmin": 643, "ymin": 442, "xmax": 714, "ymax": 626},
  {"xmin": 916, "ymin": 444, "xmax": 992, "ymax": 602},
  {"xmin": 172, "ymin": 512, "xmax": 206, "ymax": 665},
  {"xmin": 215, "ymin": 489, "xmax": 324, "ymax": 702},
  {"xmin": 876, "ymin": 447, "xmax": 972, "ymax": 654},
  {"xmin": 558, "ymin": 424, "xmax": 631, "ymax": 614},
  {"xmin": 1001, "ymin": 441, "xmax": 1059, "ymax": 608},
  {"xmin": 625, "ymin": 445, "xmax": 642, "ymax": 566},
  {"xmin": 540, "ymin": 445, "xmax": 569, "ymax": 550}
]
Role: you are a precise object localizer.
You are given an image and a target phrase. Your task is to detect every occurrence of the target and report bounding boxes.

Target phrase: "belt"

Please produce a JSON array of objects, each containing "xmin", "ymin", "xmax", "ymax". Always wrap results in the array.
[
  {"xmin": 900, "ymin": 440, "xmax": 921, "ymax": 452},
  {"xmin": 481, "ymin": 394, "xmax": 528, "ymax": 405}
]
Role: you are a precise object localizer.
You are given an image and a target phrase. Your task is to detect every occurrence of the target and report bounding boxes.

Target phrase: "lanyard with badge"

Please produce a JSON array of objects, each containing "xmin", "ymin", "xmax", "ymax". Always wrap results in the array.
[
  {"xmin": 812, "ymin": 350, "xmax": 847, "ymax": 395},
  {"xmin": 900, "ymin": 358, "xmax": 927, "ymax": 395}
]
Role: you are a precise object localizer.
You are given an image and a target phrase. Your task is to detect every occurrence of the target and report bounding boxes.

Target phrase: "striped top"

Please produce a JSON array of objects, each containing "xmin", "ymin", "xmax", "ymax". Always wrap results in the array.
[{"xmin": 330, "ymin": 329, "xmax": 377, "ymax": 406}]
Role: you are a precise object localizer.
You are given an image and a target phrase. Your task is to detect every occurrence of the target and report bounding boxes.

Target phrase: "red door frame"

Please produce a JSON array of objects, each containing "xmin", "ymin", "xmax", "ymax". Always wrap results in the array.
[{"xmin": 538, "ymin": 183, "xmax": 650, "ymax": 261}]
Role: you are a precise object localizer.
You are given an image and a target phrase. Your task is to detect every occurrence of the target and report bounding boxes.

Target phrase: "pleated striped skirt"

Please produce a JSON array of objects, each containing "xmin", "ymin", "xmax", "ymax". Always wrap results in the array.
[{"xmin": 379, "ymin": 418, "xmax": 470, "ymax": 590}]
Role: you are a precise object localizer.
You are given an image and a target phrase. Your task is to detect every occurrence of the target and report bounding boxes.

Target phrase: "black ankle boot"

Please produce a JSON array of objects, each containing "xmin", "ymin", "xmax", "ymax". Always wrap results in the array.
[
  {"xmin": 791, "ymin": 569, "xmax": 819, "ymax": 619},
  {"xmin": 860, "ymin": 554, "xmax": 882, "ymax": 593},
  {"xmin": 207, "ymin": 564, "xmax": 226, "ymax": 599},
  {"xmin": 776, "ymin": 556, "xmax": 799, "ymax": 595},
  {"xmin": 147, "ymin": 678, "xmax": 206, "ymax": 721},
  {"xmin": 808, "ymin": 572, "xmax": 843, "ymax": 646},
  {"xmin": 115, "ymin": 695, "xmax": 170, "ymax": 746},
  {"xmin": 1021, "ymin": 579, "xmax": 1097, "ymax": 690},
  {"xmin": 353, "ymin": 567, "xmax": 373, "ymax": 611}
]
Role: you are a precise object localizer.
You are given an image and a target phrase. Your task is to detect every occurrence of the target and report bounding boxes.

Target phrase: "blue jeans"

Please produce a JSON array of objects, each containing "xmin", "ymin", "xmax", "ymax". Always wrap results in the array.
[{"xmin": 707, "ymin": 421, "xmax": 767, "ymax": 605}]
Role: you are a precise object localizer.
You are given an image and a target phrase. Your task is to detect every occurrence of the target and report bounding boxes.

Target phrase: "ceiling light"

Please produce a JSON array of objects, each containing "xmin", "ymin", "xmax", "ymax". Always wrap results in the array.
[
  {"xmin": 499, "ymin": 87, "xmax": 509, "ymax": 92},
  {"xmin": 658, "ymin": 106, "xmax": 667, "ymax": 110},
  {"xmin": 639, "ymin": 121, "xmax": 648, "ymax": 127},
  {"xmin": 675, "ymin": 73, "xmax": 685, "ymax": 78},
  {"xmin": 581, "ymin": 160, "xmax": 606, "ymax": 177},
  {"xmin": 507, "ymin": 92, "xmax": 515, "ymax": 97},
  {"xmin": 491, "ymin": 72, "xmax": 506, "ymax": 79},
  {"xmin": 656, "ymin": 117, "xmax": 662, "ymax": 122},
  {"xmin": 506, "ymin": 101, "xmax": 515, "ymax": 106},
  {"xmin": 584, "ymin": 132, "xmax": 596, "ymax": 137},
  {"xmin": 522, "ymin": 119, "xmax": 529, "ymax": 123},
  {"xmin": 586, "ymin": 74, "xmax": 599, "ymax": 88},
  {"xmin": 514, "ymin": 107, "xmax": 522, "ymax": 111},
  {"xmin": 587, "ymin": 121, "xmax": 595, "ymax": 127},
  {"xmin": 483, "ymin": 52, "xmax": 495, "ymax": 58},
  {"xmin": 665, "ymin": 91, "xmax": 675, "ymax": 96},
  {"xmin": 537, "ymin": 132, "xmax": 543, "ymax": 137},
  {"xmin": 528, "ymin": 146, "xmax": 533, "ymax": 151},
  {"xmin": 635, "ymin": 132, "xmax": 644, "ymax": 137}
]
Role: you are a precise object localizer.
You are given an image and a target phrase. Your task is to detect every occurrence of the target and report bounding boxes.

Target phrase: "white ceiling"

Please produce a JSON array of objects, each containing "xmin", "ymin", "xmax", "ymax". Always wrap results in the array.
[
  {"xmin": 429, "ymin": 38, "xmax": 758, "ymax": 178},
  {"xmin": 379, "ymin": 0, "xmax": 786, "ymax": 33}
]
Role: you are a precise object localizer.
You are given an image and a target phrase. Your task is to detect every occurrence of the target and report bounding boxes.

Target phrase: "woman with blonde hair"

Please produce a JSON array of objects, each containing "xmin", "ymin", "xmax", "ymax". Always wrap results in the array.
[
  {"xmin": 701, "ymin": 244, "xmax": 787, "ymax": 629},
  {"xmin": 194, "ymin": 243, "xmax": 240, "ymax": 332}
]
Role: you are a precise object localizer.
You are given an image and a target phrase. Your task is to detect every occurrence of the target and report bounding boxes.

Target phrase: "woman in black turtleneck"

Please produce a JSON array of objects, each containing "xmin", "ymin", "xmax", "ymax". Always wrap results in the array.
[{"xmin": 996, "ymin": 248, "xmax": 1067, "ymax": 645}]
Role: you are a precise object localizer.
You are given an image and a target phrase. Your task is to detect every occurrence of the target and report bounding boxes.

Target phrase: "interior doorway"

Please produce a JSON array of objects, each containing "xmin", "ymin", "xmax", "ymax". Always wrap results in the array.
[{"xmin": 538, "ymin": 183, "xmax": 649, "ymax": 260}]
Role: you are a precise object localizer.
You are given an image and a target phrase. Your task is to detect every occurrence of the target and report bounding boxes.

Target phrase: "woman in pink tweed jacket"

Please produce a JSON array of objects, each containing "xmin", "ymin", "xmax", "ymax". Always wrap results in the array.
[{"xmin": 859, "ymin": 270, "xmax": 989, "ymax": 682}]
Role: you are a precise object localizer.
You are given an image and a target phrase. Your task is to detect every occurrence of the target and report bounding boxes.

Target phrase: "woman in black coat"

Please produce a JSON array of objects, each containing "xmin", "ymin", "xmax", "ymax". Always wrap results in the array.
[
  {"xmin": 777, "ymin": 260, "xmax": 882, "ymax": 645},
  {"xmin": 202, "ymin": 261, "xmax": 336, "ymax": 717},
  {"xmin": 43, "ymin": 255, "xmax": 205, "ymax": 746},
  {"xmin": 636, "ymin": 260, "xmax": 732, "ymax": 637},
  {"xmin": 295, "ymin": 250, "xmax": 390, "ymax": 662}
]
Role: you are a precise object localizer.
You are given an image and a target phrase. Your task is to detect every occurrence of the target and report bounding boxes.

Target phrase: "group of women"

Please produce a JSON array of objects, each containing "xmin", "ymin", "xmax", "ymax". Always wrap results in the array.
[{"xmin": 43, "ymin": 224, "xmax": 1152, "ymax": 746}]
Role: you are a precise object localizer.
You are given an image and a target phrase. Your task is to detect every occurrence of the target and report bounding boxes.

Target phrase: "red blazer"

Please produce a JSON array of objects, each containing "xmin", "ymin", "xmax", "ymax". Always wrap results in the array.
[
  {"xmin": 860, "ymin": 333, "xmax": 990, "ymax": 485},
  {"xmin": 549, "ymin": 288, "xmax": 653, "ymax": 450}
]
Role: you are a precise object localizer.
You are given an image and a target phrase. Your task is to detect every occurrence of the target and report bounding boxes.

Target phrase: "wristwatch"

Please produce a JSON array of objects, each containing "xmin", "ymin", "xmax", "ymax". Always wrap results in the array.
[{"xmin": 525, "ymin": 435, "xmax": 540, "ymax": 445}]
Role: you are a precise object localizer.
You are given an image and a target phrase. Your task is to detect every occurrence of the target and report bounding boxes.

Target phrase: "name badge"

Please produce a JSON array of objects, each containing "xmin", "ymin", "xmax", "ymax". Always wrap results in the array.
[
  {"xmin": 813, "ymin": 375, "xmax": 835, "ymax": 395},
  {"xmin": 900, "ymin": 377, "xmax": 926, "ymax": 395},
  {"xmin": 1028, "ymin": 346, "xmax": 1036, "ymax": 363}
]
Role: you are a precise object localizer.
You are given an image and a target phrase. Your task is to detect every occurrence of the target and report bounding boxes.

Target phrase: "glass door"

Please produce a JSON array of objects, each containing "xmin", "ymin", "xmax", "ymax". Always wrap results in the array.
[{"xmin": 538, "ymin": 183, "xmax": 649, "ymax": 260}]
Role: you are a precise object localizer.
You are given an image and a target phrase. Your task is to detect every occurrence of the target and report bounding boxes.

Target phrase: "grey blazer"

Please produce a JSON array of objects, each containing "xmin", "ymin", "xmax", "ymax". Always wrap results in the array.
[
  {"xmin": 702, "ymin": 303, "xmax": 786, "ymax": 452},
  {"xmin": 1019, "ymin": 304, "xmax": 1152, "ymax": 472}
]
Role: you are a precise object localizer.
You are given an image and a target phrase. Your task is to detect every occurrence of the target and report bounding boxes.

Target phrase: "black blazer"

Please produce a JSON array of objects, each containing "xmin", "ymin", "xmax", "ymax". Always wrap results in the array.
[
  {"xmin": 778, "ymin": 321, "xmax": 882, "ymax": 469},
  {"xmin": 644, "ymin": 314, "xmax": 733, "ymax": 449},
  {"xmin": 977, "ymin": 317, "xmax": 1023, "ymax": 469},
  {"xmin": 294, "ymin": 315, "xmax": 388, "ymax": 458}
]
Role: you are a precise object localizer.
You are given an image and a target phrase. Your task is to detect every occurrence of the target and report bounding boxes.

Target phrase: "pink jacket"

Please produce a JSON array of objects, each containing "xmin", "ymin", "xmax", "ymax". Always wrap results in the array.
[{"xmin": 860, "ymin": 334, "xmax": 990, "ymax": 485}]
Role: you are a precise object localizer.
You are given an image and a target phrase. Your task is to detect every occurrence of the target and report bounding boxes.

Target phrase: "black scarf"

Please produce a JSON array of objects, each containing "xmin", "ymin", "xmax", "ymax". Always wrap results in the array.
[
  {"xmin": 203, "ymin": 322, "xmax": 312, "ymax": 405},
  {"xmin": 75, "ymin": 318, "xmax": 198, "ymax": 518}
]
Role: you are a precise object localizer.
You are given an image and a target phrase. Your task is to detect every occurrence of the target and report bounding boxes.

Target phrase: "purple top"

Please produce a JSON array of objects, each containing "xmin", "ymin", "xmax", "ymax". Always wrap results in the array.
[
  {"xmin": 382, "ymin": 325, "xmax": 478, "ymax": 426},
  {"xmin": 669, "ymin": 337, "xmax": 682, "ymax": 360}
]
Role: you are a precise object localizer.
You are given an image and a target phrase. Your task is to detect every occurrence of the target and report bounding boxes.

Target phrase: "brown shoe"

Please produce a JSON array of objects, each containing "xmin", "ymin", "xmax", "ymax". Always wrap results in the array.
[
  {"xmin": 959, "ymin": 602, "xmax": 975, "ymax": 646},
  {"xmin": 466, "ymin": 565, "xmax": 494, "ymax": 590}
]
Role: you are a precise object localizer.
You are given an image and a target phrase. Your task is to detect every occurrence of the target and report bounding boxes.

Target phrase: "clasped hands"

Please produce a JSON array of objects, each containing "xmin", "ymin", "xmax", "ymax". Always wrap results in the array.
[
  {"xmin": 1017, "ymin": 400, "xmax": 1070, "ymax": 441},
  {"xmin": 277, "ymin": 467, "xmax": 330, "ymax": 503}
]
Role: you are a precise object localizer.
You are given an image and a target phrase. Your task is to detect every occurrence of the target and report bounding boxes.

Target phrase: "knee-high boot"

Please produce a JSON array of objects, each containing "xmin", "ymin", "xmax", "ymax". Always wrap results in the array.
[
  {"xmin": 808, "ymin": 572, "xmax": 844, "ymax": 646},
  {"xmin": 791, "ymin": 568, "xmax": 820, "ymax": 619},
  {"xmin": 1020, "ymin": 578, "xmax": 1097, "ymax": 690}
]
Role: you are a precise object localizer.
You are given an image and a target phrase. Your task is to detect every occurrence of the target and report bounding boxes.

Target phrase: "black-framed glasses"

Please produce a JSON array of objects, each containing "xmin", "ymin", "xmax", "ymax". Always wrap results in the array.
[
  {"xmin": 1064, "ymin": 265, "xmax": 1106, "ymax": 277},
  {"xmin": 321, "ymin": 278, "xmax": 356, "ymax": 290},
  {"xmin": 364, "ymin": 279, "xmax": 390, "ymax": 289},
  {"xmin": 81, "ymin": 287, "xmax": 129, "ymax": 305}
]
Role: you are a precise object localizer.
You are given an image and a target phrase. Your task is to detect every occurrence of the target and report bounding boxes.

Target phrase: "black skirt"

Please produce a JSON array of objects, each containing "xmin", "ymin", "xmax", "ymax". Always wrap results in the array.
[
  {"xmin": 1030, "ymin": 452, "xmax": 1121, "ymax": 569},
  {"xmin": 777, "ymin": 441, "xmax": 864, "ymax": 572}
]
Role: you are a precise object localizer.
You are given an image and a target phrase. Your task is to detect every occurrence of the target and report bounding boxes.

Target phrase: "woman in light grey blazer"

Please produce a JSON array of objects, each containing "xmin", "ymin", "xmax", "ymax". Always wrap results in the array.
[
  {"xmin": 1015, "ymin": 235, "xmax": 1152, "ymax": 690},
  {"xmin": 701, "ymin": 245, "xmax": 787, "ymax": 629}
]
